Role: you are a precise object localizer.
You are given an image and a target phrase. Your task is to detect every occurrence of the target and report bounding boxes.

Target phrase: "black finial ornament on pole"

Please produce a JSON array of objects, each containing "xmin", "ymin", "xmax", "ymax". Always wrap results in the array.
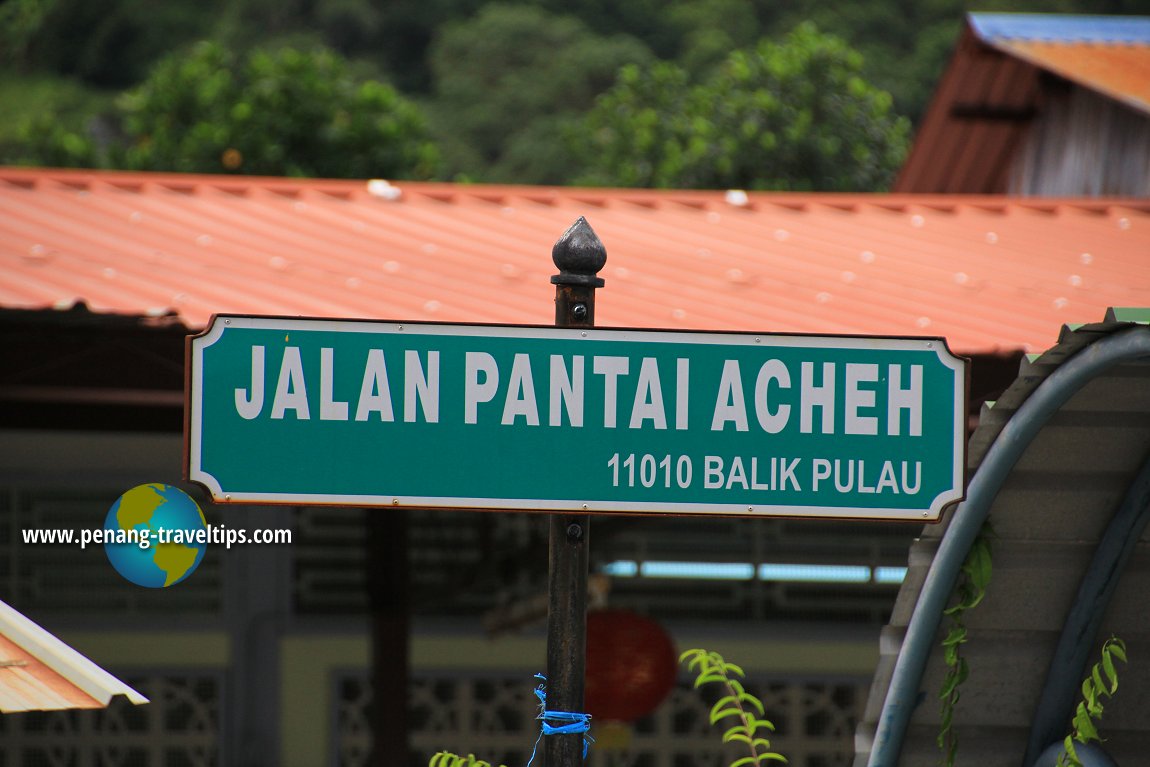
[
  {"xmin": 552, "ymin": 216, "xmax": 607, "ymax": 287},
  {"xmin": 545, "ymin": 217, "xmax": 605, "ymax": 767}
]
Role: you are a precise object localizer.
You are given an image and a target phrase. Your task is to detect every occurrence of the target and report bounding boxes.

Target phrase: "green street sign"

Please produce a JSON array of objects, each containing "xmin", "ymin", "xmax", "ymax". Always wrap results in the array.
[{"xmin": 186, "ymin": 315, "xmax": 967, "ymax": 520}]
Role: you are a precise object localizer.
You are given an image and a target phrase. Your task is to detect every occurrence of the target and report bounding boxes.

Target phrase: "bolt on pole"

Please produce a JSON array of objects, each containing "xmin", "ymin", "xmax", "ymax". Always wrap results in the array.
[{"xmin": 545, "ymin": 217, "xmax": 606, "ymax": 767}]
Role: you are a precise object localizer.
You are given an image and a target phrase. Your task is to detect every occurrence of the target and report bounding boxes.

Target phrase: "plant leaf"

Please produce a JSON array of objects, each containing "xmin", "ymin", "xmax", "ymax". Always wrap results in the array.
[
  {"xmin": 681, "ymin": 649, "xmax": 708, "ymax": 672},
  {"xmin": 967, "ymin": 539, "xmax": 992, "ymax": 588},
  {"xmin": 940, "ymin": 626, "xmax": 967, "ymax": 647},
  {"xmin": 739, "ymin": 693, "xmax": 765, "ymax": 716},
  {"xmin": 1076, "ymin": 709, "xmax": 1100, "ymax": 743},
  {"xmin": 723, "ymin": 723, "xmax": 751, "ymax": 740},
  {"xmin": 710, "ymin": 707, "xmax": 744, "ymax": 725},
  {"xmin": 938, "ymin": 705, "xmax": 953, "ymax": 736},
  {"xmin": 1064, "ymin": 736, "xmax": 1081, "ymax": 767},
  {"xmin": 696, "ymin": 672, "xmax": 727, "ymax": 688},
  {"xmin": 1101, "ymin": 652, "xmax": 1117, "ymax": 691},
  {"xmin": 711, "ymin": 697, "xmax": 739, "ymax": 720},
  {"xmin": 939, "ymin": 660, "xmax": 968, "ymax": 699}
]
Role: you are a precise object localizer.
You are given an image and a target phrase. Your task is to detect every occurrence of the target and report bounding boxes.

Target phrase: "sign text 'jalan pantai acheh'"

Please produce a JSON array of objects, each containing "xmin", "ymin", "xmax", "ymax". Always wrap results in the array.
[{"xmin": 187, "ymin": 315, "xmax": 967, "ymax": 520}]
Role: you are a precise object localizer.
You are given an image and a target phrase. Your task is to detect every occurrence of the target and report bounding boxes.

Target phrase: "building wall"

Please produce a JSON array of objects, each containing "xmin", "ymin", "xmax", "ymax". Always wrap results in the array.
[{"xmin": 1011, "ymin": 85, "xmax": 1150, "ymax": 197}]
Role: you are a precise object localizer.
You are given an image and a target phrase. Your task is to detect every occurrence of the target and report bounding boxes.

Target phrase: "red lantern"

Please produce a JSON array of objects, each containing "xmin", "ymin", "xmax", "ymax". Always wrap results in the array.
[{"xmin": 584, "ymin": 608, "xmax": 678, "ymax": 723}]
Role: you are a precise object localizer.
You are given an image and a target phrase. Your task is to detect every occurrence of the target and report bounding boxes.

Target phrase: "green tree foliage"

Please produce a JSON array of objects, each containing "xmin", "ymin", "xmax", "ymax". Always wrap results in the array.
[
  {"xmin": 664, "ymin": 0, "xmax": 765, "ymax": 74},
  {"xmin": 0, "ymin": 76, "xmax": 115, "ymax": 167},
  {"xmin": 773, "ymin": 0, "xmax": 1150, "ymax": 120},
  {"xmin": 427, "ymin": 3, "xmax": 652, "ymax": 184},
  {"xmin": 16, "ymin": 42, "xmax": 439, "ymax": 179},
  {"xmin": 574, "ymin": 23, "xmax": 911, "ymax": 192},
  {"xmin": 9, "ymin": 0, "xmax": 1149, "ymax": 182},
  {"xmin": 0, "ymin": 0, "xmax": 55, "ymax": 69},
  {"xmin": 13, "ymin": 0, "xmax": 221, "ymax": 86},
  {"xmin": 372, "ymin": 0, "xmax": 487, "ymax": 93}
]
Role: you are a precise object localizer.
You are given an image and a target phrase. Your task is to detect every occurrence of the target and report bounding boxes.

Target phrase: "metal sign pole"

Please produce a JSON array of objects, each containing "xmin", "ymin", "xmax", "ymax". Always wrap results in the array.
[{"xmin": 545, "ymin": 217, "xmax": 605, "ymax": 767}]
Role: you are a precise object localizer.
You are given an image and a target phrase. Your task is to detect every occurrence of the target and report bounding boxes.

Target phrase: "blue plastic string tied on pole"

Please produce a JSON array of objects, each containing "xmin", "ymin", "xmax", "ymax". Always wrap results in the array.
[{"xmin": 526, "ymin": 674, "xmax": 593, "ymax": 767}]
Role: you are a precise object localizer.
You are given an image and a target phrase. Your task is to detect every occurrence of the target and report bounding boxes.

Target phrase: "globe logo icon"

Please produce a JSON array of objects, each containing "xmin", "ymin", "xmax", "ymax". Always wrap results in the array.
[{"xmin": 104, "ymin": 483, "xmax": 208, "ymax": 588}]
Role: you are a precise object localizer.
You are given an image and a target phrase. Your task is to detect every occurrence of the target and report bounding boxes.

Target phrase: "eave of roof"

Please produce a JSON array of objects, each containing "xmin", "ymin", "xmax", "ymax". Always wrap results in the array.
[
  {"xmin": 0, "ymin": 599, "xmax": 147, "ymax": 713},
  {"xmin": 971, "ymin": 13, "xmax": 1150, "ymax": 114},
  {"xmin": 3, "ymin": 167, "xmax": 1149, "ymax": 354}
]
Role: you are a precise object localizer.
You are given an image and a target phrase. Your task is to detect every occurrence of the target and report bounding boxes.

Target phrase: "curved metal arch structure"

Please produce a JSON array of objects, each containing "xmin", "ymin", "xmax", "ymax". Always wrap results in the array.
[
  {"xmin": 1022, "ymin": 452, "xmax": 1150, "ymax": 765},
  {"xmin": 866, "ymin": 323, "xmax": 1150, "ymax": 767}
]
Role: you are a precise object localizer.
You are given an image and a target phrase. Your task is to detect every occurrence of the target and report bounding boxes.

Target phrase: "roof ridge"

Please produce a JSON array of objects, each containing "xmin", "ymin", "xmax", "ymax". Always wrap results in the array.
[{"xmin": 3, "ymin": 167, "xmax": 1149, "ymax": 212}]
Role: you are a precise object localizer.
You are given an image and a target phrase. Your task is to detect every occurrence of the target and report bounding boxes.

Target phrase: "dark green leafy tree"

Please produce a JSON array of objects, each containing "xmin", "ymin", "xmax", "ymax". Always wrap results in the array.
[
  {"xmin": 427, "ymin": 3, "xmax": 652, "ymax": 184},
  {"xmin": 568, "ymin": 62, "xmax": 697, "ymax": 189},
  {"xmin": 574, "ymin": 22, "xmax": 910, "ymax": 192},
  {"xmin": 16, "ymin": 42, "xmax": 439, "ymax": 179},
  {"xmin": 0, "ymin": 0, "xmax": 55, "ymax": 69},
  {"xmin": 11, "ymin": 0, "xmax": 220, "ymax": 86},
  {"xmin": 663, "ymin": 0, "xmax": 765, "ymax": 74},
  {"xmin": 10, "ymin": 0, "xmax": 1149, "ymax": 183},
  {"xmin": 534, "ymin": 0, "xmax": 680, "ymax": 57}
]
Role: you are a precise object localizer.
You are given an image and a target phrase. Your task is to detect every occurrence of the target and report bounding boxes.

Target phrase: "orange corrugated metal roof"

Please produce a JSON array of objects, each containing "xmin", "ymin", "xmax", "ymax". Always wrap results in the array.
[
  {"xmin": 997, "ymin": 40, "xmax": 1150, "ymax": 114},
  {"xmin": 2, "ymin": 167, "xmax": 1149, "ymax": 354},
  {"xmin": 0, "ymin": 633, "xmax": 102, "ymax": 712}
]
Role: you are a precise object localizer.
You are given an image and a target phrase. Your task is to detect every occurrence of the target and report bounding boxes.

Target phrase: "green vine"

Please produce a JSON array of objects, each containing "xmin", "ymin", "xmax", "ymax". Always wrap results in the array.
[
  {"xmin": 680, "ymin": 648, "xmax": 787, "ymax": 767},
  {"xmin": 937, "ymin": 522, "xmax": 994, "ymax": 767},
  {"xmin": 428, "ymin": 752, "xmax": 508, "ymax": 767},
  {"xmin": 1057, "ymin": 637, "xmax": 1127, "ymax": 767}
]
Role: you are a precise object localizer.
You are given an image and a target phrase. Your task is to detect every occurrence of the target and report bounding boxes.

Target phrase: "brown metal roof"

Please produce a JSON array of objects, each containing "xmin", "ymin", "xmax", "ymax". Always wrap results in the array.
[
  {"xmin": 2, "ymin": 167, "xmax": 1149, "ymax": 354},
  {"xmin": 895, "ymin": 14, "xmax": 1150, "ymax": 195}
]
